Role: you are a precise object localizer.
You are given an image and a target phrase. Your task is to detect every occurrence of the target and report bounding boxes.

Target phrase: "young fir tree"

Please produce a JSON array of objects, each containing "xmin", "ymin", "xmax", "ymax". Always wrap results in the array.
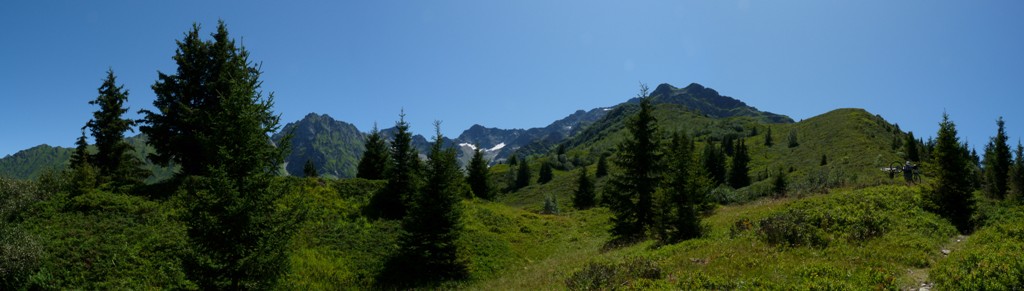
[
  {"xmin": 982, "ymin": 117, "xmax": 1011, "ymax": 200},
  {"xmin": 394, "ymin": 122, "xmax": 467, "ymax": 284},
  {"xmin": 702, "ymin": 143, "xmax": 726, "ymax": 186},
  {"xmin": 656, "ymin": 132, "xmax": 701, "ymax": 243},
  {"xmin": 69, "ymin": 130, "xmax": 91, "ymax": 170},
  {"xmin": 771, "ymin": 167, "xmax": 787, "ymax": 198},
  {"xmin": 515, "ymin": 158, "xmax": 532, "ymax": 190},
  {"xmin": 371, "ymin": 112, "xmax": 420, "ymax": 220},
  {"xmin": 764, "ymin": 126, "xmax": 774, "ymax": 147},
  {"xmin": 728, "ymin": 138, "xmax": 751, "ymax": 189},
  {"xmin": 906, "ymin": 131, "xmax": 920, "ymax": 162},
  {"xmin": 607, "ymin": 84, "xmax": 662, "ymax": 241},
  {"xmin": 927, "ymin": 112, "xmax": 975, "ymax": 234},
  {"xmin": 466, "ymin": 148, "xmax": 492, "ymax": 199},
  {"xmin": 721, "ymin": 135, "xmax": 735, "ymax": 157},
  {"xmin": 69, "ymin": 129, "xmax": 98, "ymax": 196},
  {"xmin": 537, "ymin": 161, "xmax": 554, "ymax": 184},
  {"xmin": 85, "ymin": 69, "xmax": 148, "ymax": 187},
  {"xmin": 357, "ymin": 124, "xmax": 391, "ymax": 180},
  {"xmin": 787, "ymin": 129, "xmax": 800, "ymax": 148},
  {"xmin": 140, "ymin": 22, "xmax": 295, "ymax": 289},
  {"xmin": 573, "ymin": 167, "xmax": 596, "ymax": 209},
  {"xmin": 595, "ymin": 153, "xmax": 609, "ymax": 178},
  {"xmin": 1010, "ymin": 142, "xmax": 1024, "ymax": 202},
  {"xmin": 820, "ymin": 154, "xmax": 828, "ymax": 166},
  {"xmin": 303, "ymin": 159, "xmax": 318, "ymax": 178}
]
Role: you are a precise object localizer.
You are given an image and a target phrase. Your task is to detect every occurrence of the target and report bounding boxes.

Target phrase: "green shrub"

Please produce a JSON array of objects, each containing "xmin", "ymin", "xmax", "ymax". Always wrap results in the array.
[
  {"xmin": 564, "ymin": 257, "xmax": 662, "ymax": 290},
  {"xmin": 931, "ymin": 208, "xmax": 1024, "ymax": 289}
]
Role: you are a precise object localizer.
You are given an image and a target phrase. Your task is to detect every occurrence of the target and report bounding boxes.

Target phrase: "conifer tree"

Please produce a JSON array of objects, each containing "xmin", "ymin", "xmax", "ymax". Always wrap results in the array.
[
  {"xmin": 372, "ymin": 112, "xmax": 420, "ymax": 219},
  {"xmin": 656, "ymin": 132, "xmax": 701, "ymax": 243},
  {"xmin": 573, "ymin": 167, "xmax": 596, "ymax": 209},
  {"xmin": 728, "ymin": 138, "xmax": 750, "ymax": 188},
  {"xmin": 394, "ymin": 122, "xmax": 467, "ymax": 283},
  {"xmin": 537, "ymin": 161, "xmax": 554, "ymax": 184},
  {"xmin": 764, "ymin": 126, "xmax": 774, "ymax": 147},
  {"xmin": 721, "ymin": 135, "xmax": 735, "ymax": 156},
  {"xmin": 983, "ymin": 117, "xmax": 1011, "ymax": 199},
  {"xmin": 466, "ymin": 148, "xmax": 492, "ymax": 199},
  {"xmin": 787, "ymin": 129, "xmax": 799, "ymax": 148},
  {"xmin": 701, "ymin": 143, "xmax": 726, "ymax": 186},
  {"xmin": 906, "ymin": 131, "xmax": 920, "ymax": 162},
  {"xmin": 608, "ymin": 84, "xmax": 662, "ymax": 240},
  {"xmin": 1010, "ymin": 142, "xmax": 1024, "ymax": 202},
  {"xmin": 69, "ymin": 129, "xmax": 98, "ymax": 196},
  {"xmin": 357, "ymin": 124, "xmax": 391, "ymax": 180},
  {"xmin": 139, "ymin": 22, "xmax": 294, "ymax": 288},
  {"xmin": 303, "ymin": 159, "xmax": 318, "ymax": 178},
  {"xmin": 820, "ymin": 154, "xmax": 828, "ymax": 166},
  {"xmin": 771, "ymin": 168, "xmax": 787, "ymax": 198},
  {"xmin": 927, "ymin": 112, "xmax": 975, "ymax": 233},
  {"xmin": 515, "ymin": 158, "xmax": 531, "ymax": 190},
  {"xmin": 85, "ymin": 69, "xmax": 147, "ymax": 187},
  {"xmin": 595, "ymin": 154, "xmax": 609, "ymax": 178},
  {"xmin": 69, "ymin": 130, "xmax": 91, "ymax": 170}
]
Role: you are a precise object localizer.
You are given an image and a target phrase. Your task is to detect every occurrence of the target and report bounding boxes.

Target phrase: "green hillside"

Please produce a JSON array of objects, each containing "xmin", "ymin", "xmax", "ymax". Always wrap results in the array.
[
  {"xmin": 0, "ymin": 145, "xmax": 71, "ymax": 179},
  {"xmin": 0, "ymin": 135, "xmax": 174, "ymax": 183},
  {"xmin": 4, "ymin": 95, "xmax": 1022, "ymax": 289}
]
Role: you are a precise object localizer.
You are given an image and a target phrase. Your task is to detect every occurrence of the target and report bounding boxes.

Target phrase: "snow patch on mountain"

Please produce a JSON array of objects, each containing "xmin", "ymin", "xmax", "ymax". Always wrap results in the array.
[
  {"xmin": 459, "ymin": 143, "xmax": 477, "ymax": 150},
  {"xmin": 488, "ymin": 142, "xmax": 505, "ymax": 152}
]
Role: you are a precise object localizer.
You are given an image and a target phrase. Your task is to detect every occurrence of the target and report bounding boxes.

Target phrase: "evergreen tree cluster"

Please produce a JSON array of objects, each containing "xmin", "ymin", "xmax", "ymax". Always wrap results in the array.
[
  {"xmin": 67, "ymin": 22, "xmax": 299, "ymax": 288},
  {"xmin": 605, "ymin": 84, "xmax": 705, "ymax": 244},
  {"xmin": 364, "ymin": 117, "xmax": 469, "ymax": 286}
]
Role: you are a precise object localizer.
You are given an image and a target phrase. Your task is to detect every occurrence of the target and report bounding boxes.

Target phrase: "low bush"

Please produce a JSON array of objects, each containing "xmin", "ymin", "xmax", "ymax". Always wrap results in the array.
[{"xmin": 564, "ymin": 257, "xmax": 663, "ymax": 290}]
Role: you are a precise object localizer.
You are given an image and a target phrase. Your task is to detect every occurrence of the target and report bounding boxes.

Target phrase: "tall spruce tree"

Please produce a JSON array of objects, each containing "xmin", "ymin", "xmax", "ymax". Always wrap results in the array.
[
  {"xmin": 537, "ymin": 161, "xmax": 554, "ymax": 184},
  {"xmin": 85, "ymin": 69, "xmax": 147, "ymax": 187},
  {"xmin": 595, "ymin": 154, "xmax": 609, "ymax": 178},
  {"xmin": 607, "ymin": 84, "xmax": 662, "ymax": 240},
  {"xmin": 728, "ymin": 138, "xmax": 751, "ymax": 188},
  {"xmin": 701, "ymin": 143, "xmax": 726, "ymax": 186},
  {"xmin": 466, "ymin": 148, "xmax": 492, "ymax": 199},
  {"xmin": 515, "ymin": 158, "xmax": 531, "ymax": 190},
  {"xmin": 764, "ymin": 126, "xmax": 774, "ymax": 147},
  {"xmin": 927, "ymin": 112, "xmax": 975, "ymax": 233},
  {"xmin": 573, "ymin": 167, "xmax": 596, "ymax": 209},
  {"xmin": 139, "ymin": 22, "xmax": 294, "ymax": 289},
  {"xmin": 391, "ymin": 122, "xmax": 467, "ymax": 284},
  {"xmin": 656, "ymin": 132, "xmax": 701, "ymax": 243},
  {"xmin": 982, "ymin": 117, "xmax": 1011, "ymax": 199},
  {"xmin": 372, "ymin": 112, "xmax": 420, "ymax": 219},
  {"xmin": 906, "ymin": 131, "xmax": 920, "ymax": 162},
  {"xmin": 357, "ymin": 124, "xmax": 391, "ymax": 180}
]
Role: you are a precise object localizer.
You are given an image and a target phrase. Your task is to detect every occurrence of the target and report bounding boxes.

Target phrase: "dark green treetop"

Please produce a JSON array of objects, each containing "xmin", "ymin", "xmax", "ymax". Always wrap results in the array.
[
  {"xmin": 357, "ymin": 124, "xmax": 391, "ymax": 180},
  {"xmin": 466, "ymin": 148, "xmax": 492, "ymax": 199}
]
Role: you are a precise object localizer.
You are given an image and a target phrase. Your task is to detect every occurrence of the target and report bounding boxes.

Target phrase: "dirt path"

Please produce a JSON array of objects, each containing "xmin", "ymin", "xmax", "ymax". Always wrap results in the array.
[{"xmin": 902, "ymin": 234, "xmax": 968, "ymax": 291}]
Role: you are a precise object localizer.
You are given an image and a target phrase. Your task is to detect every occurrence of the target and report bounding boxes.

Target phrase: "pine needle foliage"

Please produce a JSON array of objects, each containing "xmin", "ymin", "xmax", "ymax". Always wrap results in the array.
[
  {"xmin": 607, "ymin": 84, "xmax": 663, "ymax": 241},
  {"xmin": 357, "ymin": 124, "xmax": 391, "ymax": 180},
  {"xmin": 926, "ymin": 112, "xmax": 975, "ymax": 234}
]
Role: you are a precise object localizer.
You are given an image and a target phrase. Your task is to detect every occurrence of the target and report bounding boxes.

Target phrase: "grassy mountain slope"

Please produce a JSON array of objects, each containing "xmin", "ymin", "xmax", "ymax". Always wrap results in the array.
[
  {"xmin": 0, "ymin": 145, "xmax": 72, "ymax": 179},
  {"xmin": 0, "ymin": 136, "xmax": 174, "ymax": 183}
]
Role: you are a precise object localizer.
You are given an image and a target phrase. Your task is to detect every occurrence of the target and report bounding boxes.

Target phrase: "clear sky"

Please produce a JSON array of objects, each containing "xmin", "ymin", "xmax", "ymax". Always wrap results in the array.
[{"xmin": 2, "ymin": 1, "xmax": 1022, "ymax": 157}]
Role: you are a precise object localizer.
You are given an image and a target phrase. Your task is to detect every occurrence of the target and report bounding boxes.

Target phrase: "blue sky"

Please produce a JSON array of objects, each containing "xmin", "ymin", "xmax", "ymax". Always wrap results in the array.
[{"xmin": 2, "ymin": 1, "xmax": 1022, "ymax": 157}]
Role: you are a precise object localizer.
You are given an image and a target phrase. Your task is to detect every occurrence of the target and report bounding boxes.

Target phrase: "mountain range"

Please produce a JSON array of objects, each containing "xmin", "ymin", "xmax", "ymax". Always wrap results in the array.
[{"xmin": 1, "ymin": 82, "xmax": 798, "ymax": 180}]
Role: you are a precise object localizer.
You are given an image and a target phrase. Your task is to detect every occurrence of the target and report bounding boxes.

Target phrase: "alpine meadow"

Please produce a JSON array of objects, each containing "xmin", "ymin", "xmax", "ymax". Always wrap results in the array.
[{"xmin": 4, "ymin": 5, "xmax": 1024, "ymax": 290}]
